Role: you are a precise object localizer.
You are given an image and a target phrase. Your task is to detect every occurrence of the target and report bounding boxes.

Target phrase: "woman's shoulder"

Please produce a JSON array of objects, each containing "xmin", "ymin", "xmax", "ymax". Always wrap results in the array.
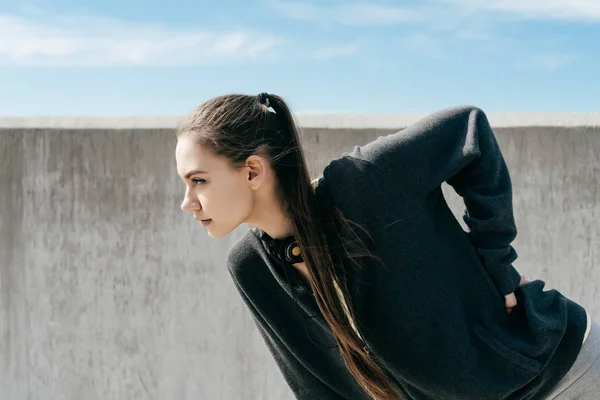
[{"xmin": 317, "ymin": 151, "xmax": 375, "ymax": 198}]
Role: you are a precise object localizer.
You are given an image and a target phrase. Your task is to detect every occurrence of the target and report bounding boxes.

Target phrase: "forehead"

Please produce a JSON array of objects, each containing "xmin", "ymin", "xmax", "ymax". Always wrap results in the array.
[{"xmin": 175, "ymin": 136, "xmax": 223, "ymax": 177}]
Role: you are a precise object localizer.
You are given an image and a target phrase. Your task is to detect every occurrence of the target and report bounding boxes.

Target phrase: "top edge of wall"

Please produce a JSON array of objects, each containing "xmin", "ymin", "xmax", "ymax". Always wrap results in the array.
[{"xmin": 1, "ymin": 113, "xmax": 600, "ymax": 129}]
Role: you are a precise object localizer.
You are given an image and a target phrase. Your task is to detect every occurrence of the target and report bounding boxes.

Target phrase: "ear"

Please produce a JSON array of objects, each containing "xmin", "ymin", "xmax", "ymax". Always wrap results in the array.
[{"xmin": 245, "ymin": 155, "xmax": 267, "ymax": 189}]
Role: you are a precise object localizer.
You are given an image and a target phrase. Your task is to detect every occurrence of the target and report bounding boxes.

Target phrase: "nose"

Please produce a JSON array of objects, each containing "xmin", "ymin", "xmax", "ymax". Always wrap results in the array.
[{"xmin": 181, "ymin": 193, "xmax": 200, "ymax": 212}]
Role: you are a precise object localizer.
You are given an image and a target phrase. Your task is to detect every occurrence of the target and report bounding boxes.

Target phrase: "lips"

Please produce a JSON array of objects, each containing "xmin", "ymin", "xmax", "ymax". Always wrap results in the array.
[{"xmin": 194, "ymin": 214, "xmax": 208, "ymax": 221}]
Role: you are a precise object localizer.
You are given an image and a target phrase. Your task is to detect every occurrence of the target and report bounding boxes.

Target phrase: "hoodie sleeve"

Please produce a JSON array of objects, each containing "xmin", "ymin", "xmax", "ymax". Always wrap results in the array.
[
  {"xmin": 352, "ymin": 105, "xmax": 522, "ymax": 296},
  {"xmin": 228, "ymin": 271, "xmax": 346, "ymax": 400}
]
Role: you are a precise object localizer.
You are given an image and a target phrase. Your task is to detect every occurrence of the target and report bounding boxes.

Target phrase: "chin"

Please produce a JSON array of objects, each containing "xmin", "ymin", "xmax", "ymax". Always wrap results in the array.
[
  {"xmin": 206, "ymin": 224, "xmax": 237, "ymax": 239},
  {"xmin": 206, "ymin": 230, "xmax": 224, "ymax": 239}
]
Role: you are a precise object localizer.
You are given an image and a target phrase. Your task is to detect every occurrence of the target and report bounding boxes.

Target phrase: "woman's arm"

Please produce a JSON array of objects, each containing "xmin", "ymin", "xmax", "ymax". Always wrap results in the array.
[
  {"xmin": 228, "ymin": 271, "xmax": 347, "ymax": 400},
  {"xmin": 352, "ymin": 105, "xmax": 522, "ymax": 298}
]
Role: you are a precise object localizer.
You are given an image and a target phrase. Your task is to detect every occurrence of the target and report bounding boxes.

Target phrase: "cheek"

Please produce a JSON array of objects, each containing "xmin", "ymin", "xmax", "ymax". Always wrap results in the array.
[
  {"xmin": 214, "ymin": 182, "xmax": 253, "ymax": 217},
  {"xmin": 229, "ymin": 186, "xmax": 251, "ymax": 208},
  {"xmin": 228, "ymin": 184, "xmax": 253, "ymax": 213}
]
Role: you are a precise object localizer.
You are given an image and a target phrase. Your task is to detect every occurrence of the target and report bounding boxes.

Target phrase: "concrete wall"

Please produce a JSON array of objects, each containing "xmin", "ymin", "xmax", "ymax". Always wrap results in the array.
[{"xmin": 1, "ymin": 112, "xmax": 599, "ymax": 400}]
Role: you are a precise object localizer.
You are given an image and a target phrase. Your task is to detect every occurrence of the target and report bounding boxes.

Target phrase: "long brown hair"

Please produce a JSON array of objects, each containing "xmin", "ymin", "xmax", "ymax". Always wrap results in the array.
[{"xmin": 176, "ymin": 93, "xmax": 401, "ymax": 399}]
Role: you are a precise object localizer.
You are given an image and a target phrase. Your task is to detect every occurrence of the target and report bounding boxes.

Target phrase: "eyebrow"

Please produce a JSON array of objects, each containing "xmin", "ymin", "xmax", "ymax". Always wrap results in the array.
[{"xmin": 184, "ymin": 170, "xmax": 208, "ymax": 179}]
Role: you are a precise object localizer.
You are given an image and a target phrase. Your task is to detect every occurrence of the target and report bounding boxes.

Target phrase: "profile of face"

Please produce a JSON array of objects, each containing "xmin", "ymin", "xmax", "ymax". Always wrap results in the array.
[{"xmin": 175, "ymin": 135, "xmax": 257, "ymax": 239}]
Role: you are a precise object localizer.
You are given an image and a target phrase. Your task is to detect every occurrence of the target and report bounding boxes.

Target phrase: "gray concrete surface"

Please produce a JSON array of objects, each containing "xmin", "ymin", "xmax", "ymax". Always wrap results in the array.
[{"xmin": 1, "ymin": 112, "xmax": 599, "ymax": 400}]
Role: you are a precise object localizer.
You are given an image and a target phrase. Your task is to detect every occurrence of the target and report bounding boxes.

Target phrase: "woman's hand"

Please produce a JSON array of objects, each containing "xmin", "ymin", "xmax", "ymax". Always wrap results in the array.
[{"xmin": 505, "ymin": 275, "xmax": 530, "ymax": 314}]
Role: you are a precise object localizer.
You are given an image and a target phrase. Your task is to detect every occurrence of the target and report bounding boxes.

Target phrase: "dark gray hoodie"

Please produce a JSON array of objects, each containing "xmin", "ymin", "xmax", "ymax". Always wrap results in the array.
[{"xmin": 227, "ymin": 105, "xmax": 588, "ymax": 399}]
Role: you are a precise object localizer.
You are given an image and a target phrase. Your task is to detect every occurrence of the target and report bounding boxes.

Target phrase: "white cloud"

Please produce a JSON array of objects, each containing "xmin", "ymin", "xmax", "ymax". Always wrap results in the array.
[
  {"xmin": 441, "ymin": 0, "xmax": 600, "ymax": 21},
  {"xmin": 313, "ymin": 43, "xmax": 361, "ymax": 59},
  {"xmin": 405, "ymin": 33, "xmax": 436, "ymax": 48},
  {"xmin": 515, "ymin": 52, "xmax": 581, "ymax": 71},
  {"xmin": 270, "ymin": 1, "xmax": 422, "ymax": 26},
  {"xmin": 453, "ymin": 29, "xmax": 489, "ymax": 40},
  {"xmin": 0, "ymin": 13, "xmax": 283, "ymax": 67},
  {"xmin": 269, "ymin": 1, "xmax": 592, "ymax": 69},
  {"xmin": 272, "ymin": 0, "xmax": 600, "ymax": 28}
]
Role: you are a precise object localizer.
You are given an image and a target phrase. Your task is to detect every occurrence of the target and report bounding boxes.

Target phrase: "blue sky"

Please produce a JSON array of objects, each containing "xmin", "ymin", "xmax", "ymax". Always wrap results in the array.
[{"xmin": 1, "ymin": 0, "xmax": 599, "ymax": 116}]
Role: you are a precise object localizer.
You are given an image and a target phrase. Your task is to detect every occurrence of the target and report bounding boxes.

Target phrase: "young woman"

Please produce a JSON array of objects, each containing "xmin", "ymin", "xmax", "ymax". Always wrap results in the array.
[{"xmin": 175, "ymin": 93, "xmax": 597, "ymax": 399}]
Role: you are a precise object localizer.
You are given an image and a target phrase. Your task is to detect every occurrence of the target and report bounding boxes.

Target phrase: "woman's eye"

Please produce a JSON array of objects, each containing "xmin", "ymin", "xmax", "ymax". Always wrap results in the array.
[{"xmin": 191, "ymin": 178, "xmax": 206, "ymax": 186}]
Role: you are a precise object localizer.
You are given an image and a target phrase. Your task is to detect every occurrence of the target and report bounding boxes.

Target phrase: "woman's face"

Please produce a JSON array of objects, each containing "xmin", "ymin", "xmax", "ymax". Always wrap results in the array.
[{"xmin": 175, "ymin": 135, "xmax": 255, "ymax": 239}]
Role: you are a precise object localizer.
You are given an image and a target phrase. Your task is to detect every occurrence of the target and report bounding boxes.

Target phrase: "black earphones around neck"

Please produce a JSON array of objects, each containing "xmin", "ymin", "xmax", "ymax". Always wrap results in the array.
[{"xmin": 261, "ymin": 232, "xmax": 303, "ymax": 264}]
